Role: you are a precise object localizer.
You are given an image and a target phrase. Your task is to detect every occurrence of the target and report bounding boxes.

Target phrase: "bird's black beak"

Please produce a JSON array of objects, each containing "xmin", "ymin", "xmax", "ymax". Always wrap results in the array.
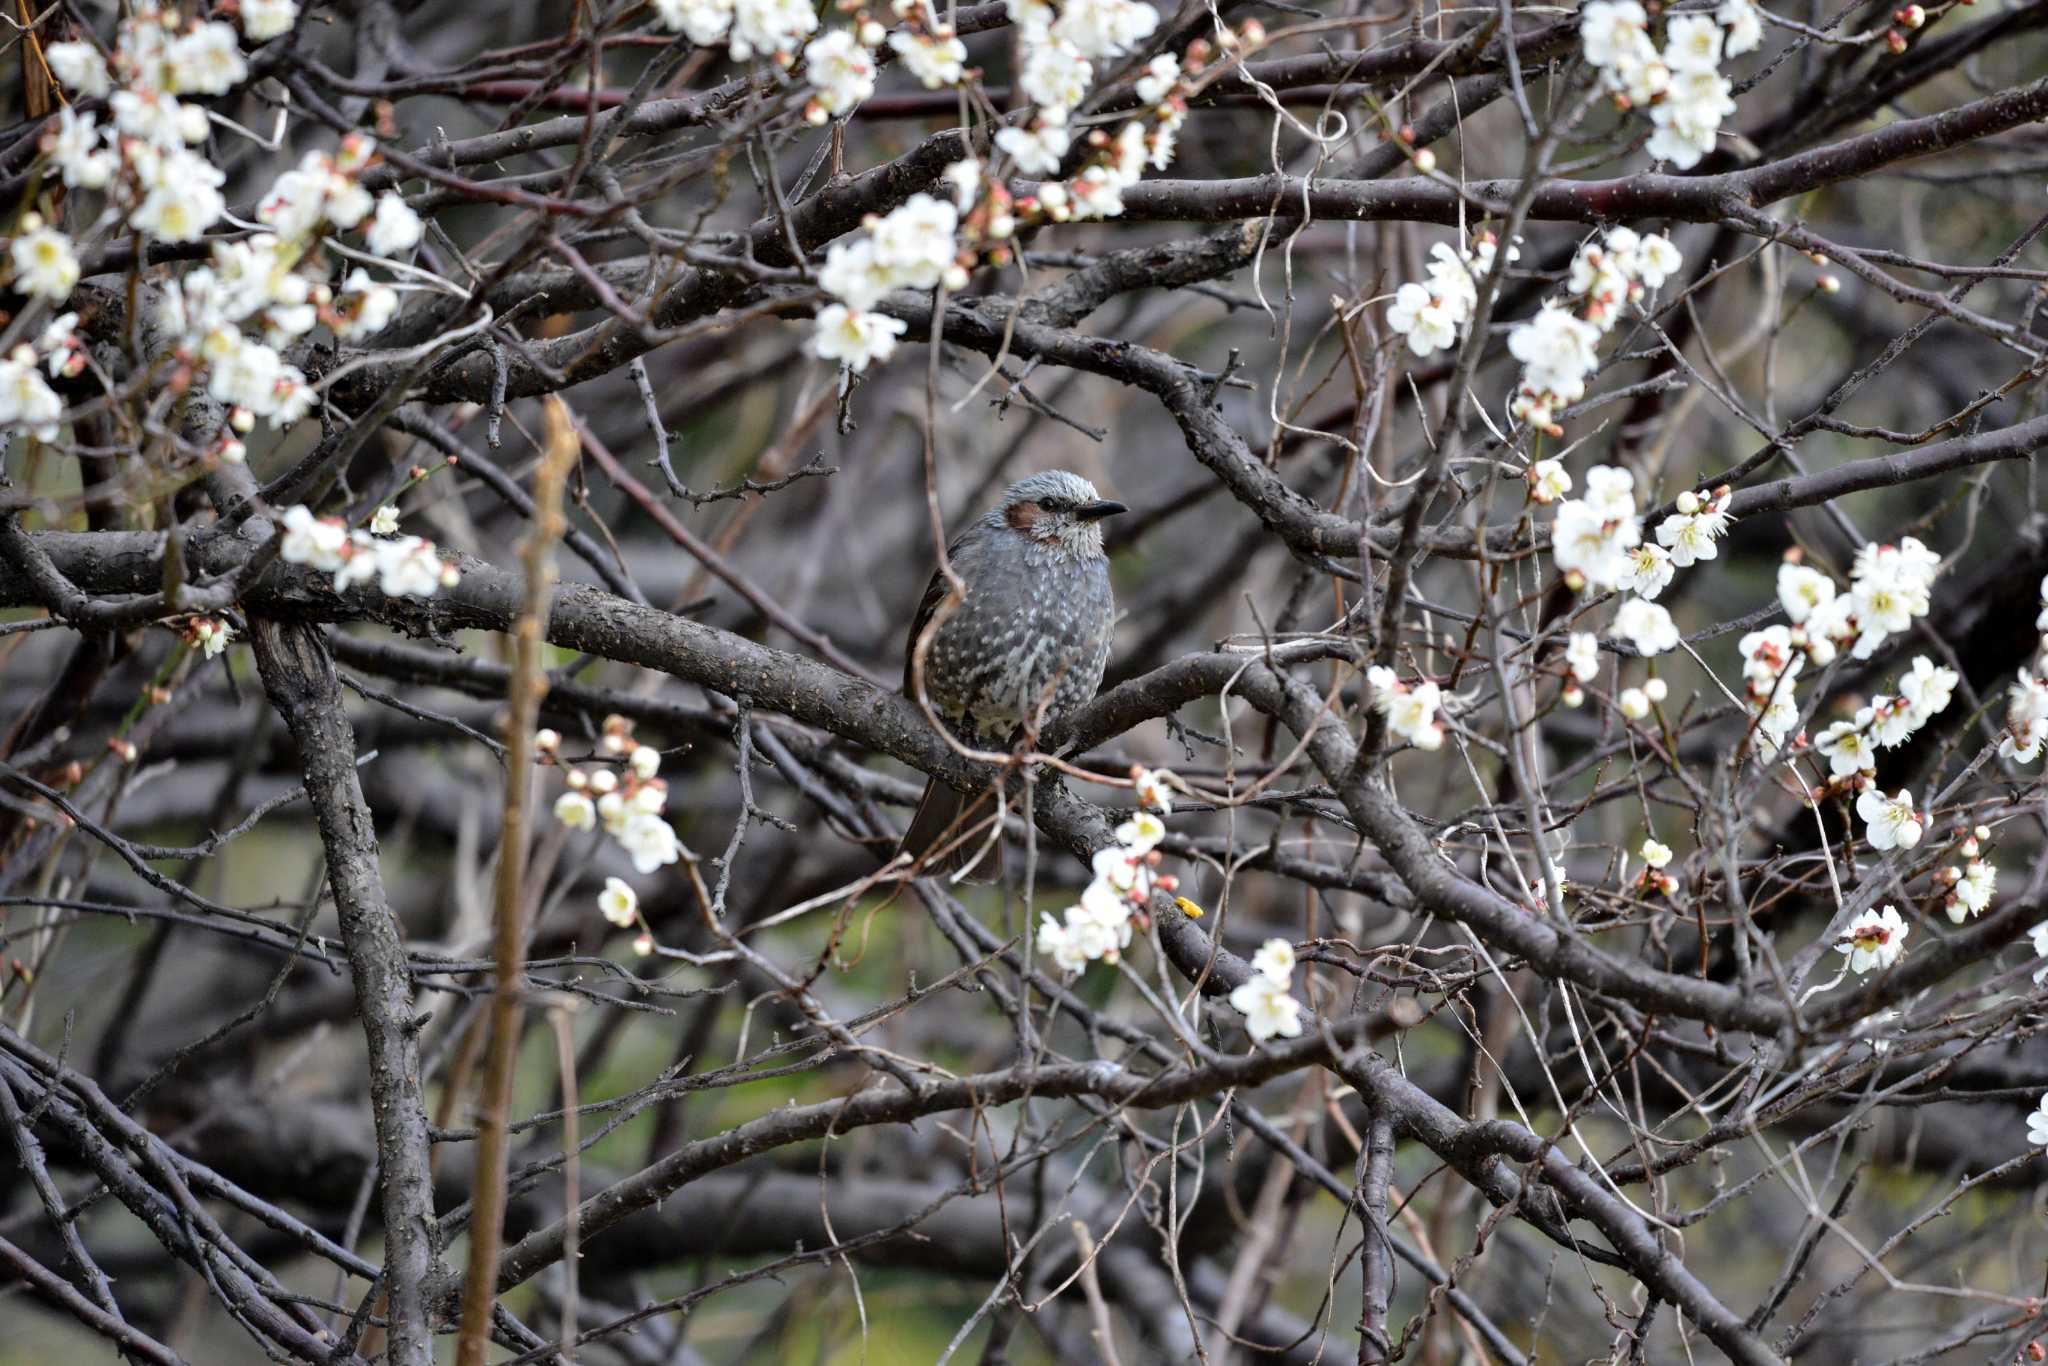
[{"xmin": 1076, "ymin": 499, "xmax": 1127, "ymax": 521}]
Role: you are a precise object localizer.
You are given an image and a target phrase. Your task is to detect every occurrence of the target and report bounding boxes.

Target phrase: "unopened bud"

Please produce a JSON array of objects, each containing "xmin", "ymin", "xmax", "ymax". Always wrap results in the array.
[
  {"xmin": 1818, "ymin": 273, "xmax": 1841, "ymax": 294},
  {"xmin": 942, "ymin": 264, "xmax": 970, "ymax": 291},
  {"xmin": 230, "ymin": 406, "xmax": 255, "ymax": 434},
  {"xmin": 1895, "ymin": 3, "xmax": 1924, "ymax": 24},
  {"xmin": 535, "ymin": 728, "xmax": 561, "ymax": 753},
  {"xmin": 108, "ymin": 737, "xmax": 138, "ymax": 763},
  {"xmin": 1562, "ymin": 683, "xmax": 1585, "ymax": 708},
  {"xmin": 1644, "ymin": 677, "xmax": 1669, "ymax": 703},
  {"xmin": 1975, "ymin": 824, "xmax": 1993, "ymax": 841},
  {"xmin": 1413, "ymin": 147, "xmax": 1437, "ymax": 173},
  {"xmin": 1885, "ymin": 27, "xmax": 1908, "ymax": 52},
  {"xmin": 1676, "ymin": 490, "xmax": 1701, "ymax": 514},
  {"xmin": 1563, "ymin": 568, "xmax": 1586, "ymax": 592}
]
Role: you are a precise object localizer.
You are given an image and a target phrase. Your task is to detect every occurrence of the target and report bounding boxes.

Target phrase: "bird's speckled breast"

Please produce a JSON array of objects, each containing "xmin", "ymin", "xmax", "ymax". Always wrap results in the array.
[{"xmin": 925, "ymin": 535, "xmax": 1114, "ymax": 745}]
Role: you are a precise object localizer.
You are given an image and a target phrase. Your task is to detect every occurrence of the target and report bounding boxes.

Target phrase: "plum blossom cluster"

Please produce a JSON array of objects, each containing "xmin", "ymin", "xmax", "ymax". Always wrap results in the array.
[
  {"xmin": 1229, "ymin": 939, "xmax": 1305, "ymax": 1042},
  {"xmin": 27, "ymin": 8, "xmax": 423, "ymax": 445},
  {"xmin": 1998, "ymin": 576, "xmax": 2048, "ymax": 762},
  {"xmin": 1580, "ymin": 0, "xmax": 1760, "ymax": 170},
  {"xmin": 803, "ymin": 2, "xmax": 1200, "ymax": 374},
  {"xmin": 1550, "ymin": 465, "xmax": 1641, "ymax": 592},
  {"xmin": 1507, "ymin": 227, "xmax": 1682, "ymax": 432},
  {"xmin": 1813, "ymin": 655, "xmax": 1958, "ymax": 780},
  {"xmin": 0, "ymin": 311, "xmax": 91, "ymax": 441},
  {"xmin": 36, "ymin": 3, "xmax": 282, "ymax": 249},
  {"xmin": 995, "ymin": 10, "xmax": 1202, "ymax": 226},
  {"xmin": 1383, "ymin": 231, "xmax": 1512, "ymax": 359},
  {"xmin": 653, "ymin": 0, "xmax": 818, "ymax": 60},
  {"xmin": 993, "ymin": 0, "xmax": 1159, "ymax": 174},
  {"xmin": 1726, "ymin": 544, "xmax": 1943, "ymax": 759},
  {"xmin": 546, "ymin": 719, "xmax": 684, "ymax": 953},
  {"xmin": 1367, "ymin": 665, "xmax": 1445, "ymax": 750},
  {"xmin": 1038, "ymin": 767, "xmax": 1180, "ymax": 973},
  {"xmin": 809, "ymin": 193, "xmax": 965, "ymax": 373},
  {"xmin": 1839, "ymin": 904, "xmax": 1908, "ymax": 976},
  {"xmin": 277, "ymin": 505, "xmax": 461, "ymax": 599},
  {"xmin": 1942, "ymin": 825, "xmax": 1997, "ymax": 924}
]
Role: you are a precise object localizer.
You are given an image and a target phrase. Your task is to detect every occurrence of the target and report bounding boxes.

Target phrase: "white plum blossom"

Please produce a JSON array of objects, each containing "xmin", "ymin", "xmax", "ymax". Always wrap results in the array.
[
  {"xmin": 1132, "ymin": 766, "xmax": 1177, "ymax": 815},
  {"xmin": 1640, "ymin": 837, "xmax": 1673, "ymax": 868},
  {"xmin": 167, "ymin": 22, "xmax": 249, "ymax": 96},
  {"xmin": 1387, "ymin": 283, "xmax": 1459, "ymax": 357},
  {"xmin": 2031, "ymin": 921, "xmax": 2048, "ymax": 986},
  {"xmin": 1617, "ymin": 542, "xmax": 1675, "ymax": 599},
  {"xmin": 370, "ymin": 505, "xmax": 402, "ymax": 537},
  {"xmin": 1839, "ymin": 905, "xmax": 1908, "ymax": 975},
  {"xmin": 10, "ymin": 223, "xmax": 79, "ymax": 302},
  {"xmin": 804, "ymin": 29, "xmax": 877, "ymax": 116},
  {"xmin": 1134, "ymin": 54, "xmax": 1179, "ymax": 104},
  {"xmin": 2002, "ymin": 670, "xmax": 2048, "ymax": 763},
  {"xmin": 1663, "ymin": 14, "xmax": 1723, "ymax": 73},
  {"xmin": 242, "ymin": 0, "xmax": 301, "ymax": 40},
  {"xmin": 1250, "ymin": 939, "xmax": 1296, "ymax": 983},
  {"xmin": 1612, "ymin": 597, "xmax": 1679, "ymax": 656},
  {"xmin": 366, "ymin": 195, "xmax": 424, "ymax": 256},
  {"xmin": 619, "ymin": 810, "xmax": 683, "ymax": 874},
  {"xmin": 995, "ymin": 121, "xmax": 1071, "ymax": 175},
  {"xmin": 1037, "ymin": 913, "xmax": 1093, "ymax": 973},
  {"xmin": 1815, "ymin": 718, "xmax": 1877, "ymax": 777},
  {"xmin": 810, "ymin": 303, "xmax": 906, "ymax": 373},
  {"xmin": 1654, "ymin": 486, "xmax": 1733, "ymax": 566},
  {"xmin": 598, "ymin": 877, "xmax": 639, "ymax": 927},
  {"xmin": 1229, "ymin": 973, "xmax": 1304, "ymax": 1041},
  {"xmin": 0, "ymin": 352, "xmax": 64, "ymax": 441},
  {"xmin": 1856, "ymin": 788, "xmax": 1923, "ymax": 852},
  {"xmin": 1114, "ymin": 810, "xmax": 1165, "ymax": 853},
  {"xmin": 889, "ymin": 29, "xmax": 968, "ymax": 87},
  {"xmin": 1777, "ymin": 562, "xmax": 1837, "ymax": 623},
  {"xmin": 1367, "ymin": 666, "xmax": 1445, "ymax": 750},
  {"xmin": 43, "ymin": 108, "xmax": 114, "ymax": 189},
  {"xmin": 1529, "ymin": 459, "xmax": 1571, "ymax": 505},
  {"xmin": 44, "ymin": 42, "xmax": 111, "ymax": 97},
  {"xmin": 1565, "ymin": 632, "xmax": 1600, "ymax": 683},
  {"xmin": 1718, "ymin": 0, "xmax": 1764, "ymax": 55},
  {"xmin": 1947, "ymin": 860, "xmax": 1996, "ymax": 923},
  {"xmin": 2028, "ymin": 1093, "xmax": 2048, "ymax": 1146},
  {"xmin": 555, "ymin": 791, "xmax": 597, "ymax": 831},
  {"xmin": 1580, "ymin": 1, "xmax": 1656, "ymax": 73}
]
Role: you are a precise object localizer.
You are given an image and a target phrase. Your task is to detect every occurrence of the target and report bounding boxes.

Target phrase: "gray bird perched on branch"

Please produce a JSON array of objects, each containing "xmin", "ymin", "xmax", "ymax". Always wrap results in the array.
[{"xmin": 900, "ymin": 470, "xmax": 1125, "ymax": 881}]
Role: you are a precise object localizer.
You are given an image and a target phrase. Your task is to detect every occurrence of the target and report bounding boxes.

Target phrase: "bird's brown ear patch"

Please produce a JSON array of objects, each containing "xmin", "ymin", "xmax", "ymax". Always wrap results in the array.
[{"xmin": 1005, "ymin": 500, "xmax": 1041, "ymax": 533}]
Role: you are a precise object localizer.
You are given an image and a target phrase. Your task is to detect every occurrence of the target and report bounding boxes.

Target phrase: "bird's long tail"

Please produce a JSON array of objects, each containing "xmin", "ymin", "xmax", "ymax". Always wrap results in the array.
[{"xmin": 899, "ymin": 778, "xmax": 1003, "ymax": 883}]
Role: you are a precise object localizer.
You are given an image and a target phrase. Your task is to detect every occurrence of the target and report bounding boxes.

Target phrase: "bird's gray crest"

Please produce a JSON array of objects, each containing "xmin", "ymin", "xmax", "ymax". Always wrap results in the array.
[{"xmin": 995, "ymin": 469, "xmax": 1102, "ymax": 512}]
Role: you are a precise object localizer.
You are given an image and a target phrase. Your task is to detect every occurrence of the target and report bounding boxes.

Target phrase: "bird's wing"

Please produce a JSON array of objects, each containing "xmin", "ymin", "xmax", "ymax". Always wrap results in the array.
[{"xmin": 902, "ymin": 533, "xmax": 970, "ymax": 694}]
